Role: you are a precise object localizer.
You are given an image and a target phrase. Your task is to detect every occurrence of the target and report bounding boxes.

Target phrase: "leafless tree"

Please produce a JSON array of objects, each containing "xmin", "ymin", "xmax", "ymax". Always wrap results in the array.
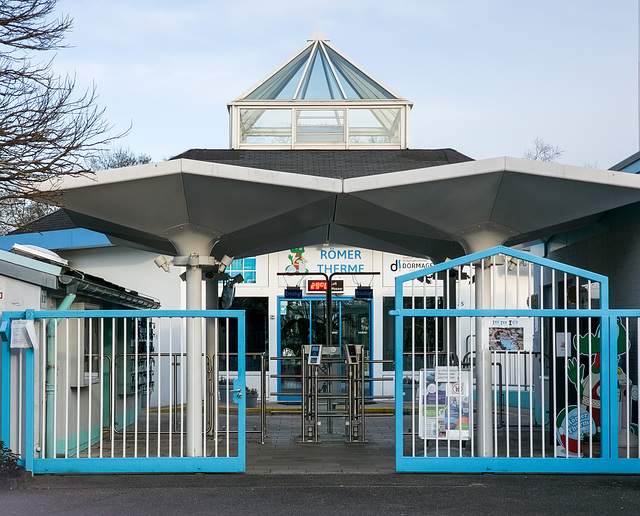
[
  {"xmin": 0, "ymin": 0, "xmax": 119, "ymax": 233},
  {"xmin": 523, "ymin": 137, "xmax": 564, "ymax": 163},
  {"xmin": 87, "ymin": 147, "xmax": 152, "ymax": 171}
]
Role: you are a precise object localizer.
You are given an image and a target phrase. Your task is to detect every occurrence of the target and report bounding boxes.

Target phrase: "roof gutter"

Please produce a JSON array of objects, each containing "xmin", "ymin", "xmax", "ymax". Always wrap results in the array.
[{"xmin": 58, "ymin": 273, "xmax": 160, "ymax": 310}]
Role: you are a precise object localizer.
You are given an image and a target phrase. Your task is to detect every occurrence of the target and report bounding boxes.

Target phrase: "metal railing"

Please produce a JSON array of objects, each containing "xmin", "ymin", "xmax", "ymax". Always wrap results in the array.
[
  {"xmin": 0, "ymin": 309, "xmax": 246, "ymax": 474},
  {"xmin": 271, "ymin": 350, "xmax": 394, "ymax": 442},
  {"xmin": 394, "ymin": 247, "xmax": 640, "ymax": 473},
  {"xmin": 215, "ymin": 352, "xmax": 267, "ymax": 444}
]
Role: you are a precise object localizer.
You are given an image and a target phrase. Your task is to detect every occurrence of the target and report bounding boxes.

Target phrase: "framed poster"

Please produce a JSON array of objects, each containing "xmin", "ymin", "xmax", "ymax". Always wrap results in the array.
[
  {"xmin": 482, "ymin": 317, "xmax": 533, "ymax": 351},
  {"xmin": 418, "ymin": 368, "xmax": 470, "ymax": 440}
]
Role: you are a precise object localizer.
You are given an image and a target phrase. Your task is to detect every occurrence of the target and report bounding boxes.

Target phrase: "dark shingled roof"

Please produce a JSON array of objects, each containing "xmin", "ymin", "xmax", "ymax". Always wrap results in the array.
[
  {"xmin": 10, "ymin": 208, "xmax": 77, "ymax": 234},
  {"xmin": 171, "ymin": 149, "xmax": 473, "ymax": 178}
]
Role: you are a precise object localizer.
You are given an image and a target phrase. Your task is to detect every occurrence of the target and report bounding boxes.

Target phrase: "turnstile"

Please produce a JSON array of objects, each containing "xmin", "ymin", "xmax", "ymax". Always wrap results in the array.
[{"xmin": 301, "ymin": 344, "xmax": 366, "ymax": 442}]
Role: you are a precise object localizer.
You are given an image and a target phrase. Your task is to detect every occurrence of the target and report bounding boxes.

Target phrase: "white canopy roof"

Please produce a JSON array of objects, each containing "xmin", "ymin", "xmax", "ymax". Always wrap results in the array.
[{"xmin": 46, "ymin": 156, "xmax": 640, "ymax": 262}]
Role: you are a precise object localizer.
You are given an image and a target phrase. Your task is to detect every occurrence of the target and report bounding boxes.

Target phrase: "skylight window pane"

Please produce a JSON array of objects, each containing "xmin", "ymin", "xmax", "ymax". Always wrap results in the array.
[
  {"xmin": 333, "ymin": 66, "xmax": 361, "ymax": 99},
  {"xmin": 298, "ymin": 49, "xmax": 342, "ymax": 100},
  {"xmin": 348, "ymin": 108, "xmax": 401, "ymax": 144},
  {"xmin": 275, "ymin": 63, "xmax": 306, "ymax": 100},
  {"xmin": 246, "ymin": 46, "xmax": 313, "ymax": 100},
  {"xmin": 325, "ymin": 46, "xmax": 395, "ymax": 100},
  {"xmin": 296, "ymin": 110, "xmax": 344, "ymax": 143},
  {"xmin": 240, "ymin": 109, "xmax": 292, "ymax": 144}
]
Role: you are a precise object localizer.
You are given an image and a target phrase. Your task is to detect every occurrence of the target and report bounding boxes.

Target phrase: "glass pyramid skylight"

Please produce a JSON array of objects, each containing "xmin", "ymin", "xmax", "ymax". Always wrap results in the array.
[
  {"xmin": 243, "ymin": 30, "xmax": 398, "ymax": 101},
  {"xmin": 229, "ymin": 31, "xmax": 412, "ymax": 149}
]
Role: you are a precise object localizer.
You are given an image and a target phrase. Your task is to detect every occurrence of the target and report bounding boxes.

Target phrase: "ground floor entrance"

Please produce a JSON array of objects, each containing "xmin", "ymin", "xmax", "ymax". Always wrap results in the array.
[
  {"xmin": 277, "ymin": 297, "xmax": 372, "ymax": 397},
  {"xmin": 3, "ymin": 248, "xmax": 640, "ymax": 474}
]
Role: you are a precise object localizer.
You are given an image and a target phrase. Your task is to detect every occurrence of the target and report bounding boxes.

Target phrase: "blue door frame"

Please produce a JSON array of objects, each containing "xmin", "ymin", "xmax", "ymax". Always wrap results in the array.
[{"xmin": 276, "ymin": 296, "xmax": 372, "ymax": 401}]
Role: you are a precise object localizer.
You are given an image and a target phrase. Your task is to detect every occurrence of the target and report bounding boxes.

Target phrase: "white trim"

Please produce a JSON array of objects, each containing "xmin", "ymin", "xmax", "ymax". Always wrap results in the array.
[
  {"xmin": 293, "ymin": 41, "xmax": 318, "ymax": 100},
  {"xmin": 405, "ymin": 106, "xmax": 411, "ymax": 149},
  {"xmin": 229, "ymin": 99, "xmax": 412, "ymax": 108},
  {"xmin": 343, "ymin": 157, "xmax": 640, "ymax": 193},
  {"xmin": 42, "ymin": 158, "xmax": 343, "ymax": 193},
  {"xmin": 319, "ymin": 41, "xmax": 347, "ymax": 100}
]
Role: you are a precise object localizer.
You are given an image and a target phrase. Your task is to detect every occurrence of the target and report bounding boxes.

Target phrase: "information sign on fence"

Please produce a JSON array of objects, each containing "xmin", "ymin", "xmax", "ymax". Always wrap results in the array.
[{"xmin": 418, "ymin": 368, "xmax": 470, "ymax": 441}]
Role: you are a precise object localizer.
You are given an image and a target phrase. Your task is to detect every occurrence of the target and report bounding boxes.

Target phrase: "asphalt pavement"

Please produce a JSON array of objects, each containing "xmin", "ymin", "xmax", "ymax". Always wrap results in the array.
[
  {"xmin": 2, "ymin": 472, "xmax": 640, "ymax": 515},
  {"xmin": 2, "ymin": 411, "xmax": 639, "ymax": 515}
]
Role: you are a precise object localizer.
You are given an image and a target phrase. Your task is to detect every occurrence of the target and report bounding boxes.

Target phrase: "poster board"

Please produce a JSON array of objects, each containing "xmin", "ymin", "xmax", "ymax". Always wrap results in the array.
[
  {"xmin": 10, "ymin": 319, "xmax": 37, "ymax": 349},
  {"xmin": 482, "ymin": 317, "xmax": 533, "ymax": 351},
  {"xmin": 418, "ymin": 368, "xmax": 470, "ymax": 440}
]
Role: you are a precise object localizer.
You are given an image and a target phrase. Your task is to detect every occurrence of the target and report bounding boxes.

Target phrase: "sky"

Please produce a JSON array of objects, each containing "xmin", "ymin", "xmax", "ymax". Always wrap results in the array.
[{"xmin": 51, "ymin": 0, "xmax": 639, "ymax": 169}]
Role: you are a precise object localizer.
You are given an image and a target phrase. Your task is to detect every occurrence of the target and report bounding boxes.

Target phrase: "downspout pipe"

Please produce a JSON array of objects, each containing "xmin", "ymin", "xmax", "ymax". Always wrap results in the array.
[{"xmin": 44, "ymin": 288, "xmax": 76, "ymax": 458}]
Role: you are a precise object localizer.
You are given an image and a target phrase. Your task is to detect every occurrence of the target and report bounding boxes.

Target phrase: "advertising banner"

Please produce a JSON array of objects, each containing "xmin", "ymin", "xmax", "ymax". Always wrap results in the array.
[{"xmin": 418, "ymin": 368, "xmax": 470, "ymax": 440}]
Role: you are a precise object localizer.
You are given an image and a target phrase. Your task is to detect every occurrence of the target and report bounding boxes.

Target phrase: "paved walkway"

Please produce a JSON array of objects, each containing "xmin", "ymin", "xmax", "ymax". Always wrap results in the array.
[
  {"xmin": 4, "ymin": 405, "xmax": 640, "ymax": 515},
  {"xmin": 246, "ymin": 407, "xmax": 395, "ymax": 473}
]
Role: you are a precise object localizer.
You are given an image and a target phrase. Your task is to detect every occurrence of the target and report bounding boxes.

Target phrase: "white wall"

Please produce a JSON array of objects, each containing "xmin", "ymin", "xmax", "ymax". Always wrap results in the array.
[
  {"xmin": 60, "ymin": 247, "xmax": 183, "ymax": 310},
  {"xmin": 0, "ymin": 275, "xmax": 43, "ymax": 456},
  {"xmin": 57, "ymin": 244, "xmax": 458, "ymax": 402}
]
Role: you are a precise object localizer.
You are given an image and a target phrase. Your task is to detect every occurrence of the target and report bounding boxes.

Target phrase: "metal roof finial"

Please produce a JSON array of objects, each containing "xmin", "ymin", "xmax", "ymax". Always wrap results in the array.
[{"xmin": 308, "ymin": 29, "xmax": 329, "ymax": 42}]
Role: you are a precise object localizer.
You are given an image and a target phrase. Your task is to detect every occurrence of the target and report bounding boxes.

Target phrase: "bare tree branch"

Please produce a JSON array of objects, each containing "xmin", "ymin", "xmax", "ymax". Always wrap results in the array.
[
  {"xmin": 0, "ymin": 0, "xmax": 121, "ymax": 233},
  {"xmin": 87, "ymin": 146, "xmax": 152, "ymax": 171},
  {"xmin": 523, "ymin": 137, "xmax": 564, "ymax": 163},
  {"xmin": 0, "ymin": 0, "xmax": 70, "ymax": 52}
]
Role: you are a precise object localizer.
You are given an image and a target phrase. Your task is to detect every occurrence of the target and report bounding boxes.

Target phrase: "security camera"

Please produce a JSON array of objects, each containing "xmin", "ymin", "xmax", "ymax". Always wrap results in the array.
[
  {"xmin": 154, "ymin": 255, "xmax": 171, "ymax": 273},
  {"xmin": 218, "ymin": 254, "xmax": 234, "ymax": 273}
]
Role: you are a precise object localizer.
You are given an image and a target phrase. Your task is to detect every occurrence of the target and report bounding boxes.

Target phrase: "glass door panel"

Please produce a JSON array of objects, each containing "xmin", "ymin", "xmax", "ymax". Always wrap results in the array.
[{"xmin": 278, "ymin": 297, "xmax": 371, "ymax": 397}]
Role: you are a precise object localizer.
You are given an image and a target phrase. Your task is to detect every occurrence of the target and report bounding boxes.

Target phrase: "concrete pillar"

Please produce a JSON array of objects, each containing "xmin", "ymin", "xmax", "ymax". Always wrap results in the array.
[
  {"xmin": 474, "ymin": 262, "xmax": 493, "ymax": 457},
  {"xmin": 185, "ymin": 261, "xmax": 203, "ymax": 457},
  {"xmin": 205, "ymin": 276, "xmax": 220, "ymax": 436},
  {"xmin": 458, "ymin": 225, "xmax": 508, "ymax": 457}
]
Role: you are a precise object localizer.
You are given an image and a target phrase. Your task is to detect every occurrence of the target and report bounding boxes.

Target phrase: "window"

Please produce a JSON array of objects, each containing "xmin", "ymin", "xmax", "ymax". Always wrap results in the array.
[
  {"xmin": 240, "ymin": 109, "xmax": 291, "ymax": 144},
  {"xmin": 348, "ymin": 108, "xmax": 401, "ymax": 144},
  {"xmin": 228, "ymin": 257, "xmax": 257, "ymax": 284},
  {"xmin": 219, "ymin": 297, "xmax": 268, "ymax": 372},
  {"xmin": 295, "ymin": 109, "xmax": 344, "ymax": 143}
]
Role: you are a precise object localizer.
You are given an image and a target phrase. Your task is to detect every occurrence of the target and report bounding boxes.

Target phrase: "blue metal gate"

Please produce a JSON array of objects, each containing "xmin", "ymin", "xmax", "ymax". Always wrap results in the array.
[
  {"xmin": 394, "ymin": 246, "xmax": 639, "ymax": 473},
  {"xmin": 0, "ymin": 309, "xmax": 246, "ymax": 473}
]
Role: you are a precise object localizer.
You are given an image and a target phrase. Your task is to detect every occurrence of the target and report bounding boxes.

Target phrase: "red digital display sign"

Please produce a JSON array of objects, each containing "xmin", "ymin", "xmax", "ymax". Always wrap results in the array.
[
  {"xmin": 306, "ymin": 279, "xmax": 344, "ymax": 294},
  {"xmin": 308, "ymin": 280, "xmax": 328, "ymax": 292}
]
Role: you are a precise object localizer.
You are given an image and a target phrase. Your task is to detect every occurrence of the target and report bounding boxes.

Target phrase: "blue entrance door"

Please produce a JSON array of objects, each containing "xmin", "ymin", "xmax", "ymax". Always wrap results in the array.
[{"xmin": 277, "ymin": 298, "xmax": 371, "ymax": 397}]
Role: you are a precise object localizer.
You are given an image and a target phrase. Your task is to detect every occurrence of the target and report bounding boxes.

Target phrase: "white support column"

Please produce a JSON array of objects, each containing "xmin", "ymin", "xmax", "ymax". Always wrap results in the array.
[
  {"xmin": 165, "ymin": 228, "xmax": 220, "ymax": 457},
  {"xmin": 185, "ymin": 260, "xmax": 203, "ymax": 457},
  {"xmin": 458, "ymin": 224, "xmax": 509, "ymax": 457},
  {"xmin": 205, "ymin": 275, "xmax": 221, "ymax": 437},
  {"xmin": 474, "ymin": 261, "xmax": 493, "ymax": 457}
]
